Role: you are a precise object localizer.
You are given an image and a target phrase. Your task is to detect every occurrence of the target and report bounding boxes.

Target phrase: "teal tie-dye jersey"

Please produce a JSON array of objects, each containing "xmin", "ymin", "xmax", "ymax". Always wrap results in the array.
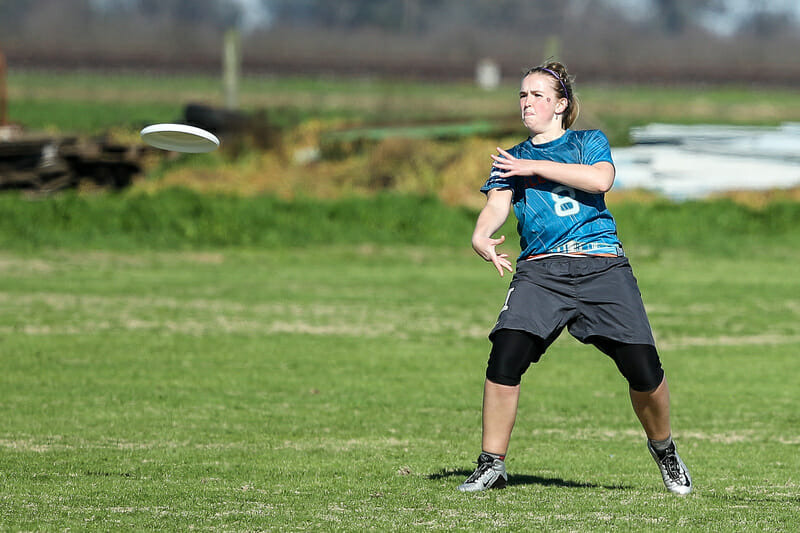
[{"xmin": 480, "ymin": 129, "xmax": 624, "ymax": 261}]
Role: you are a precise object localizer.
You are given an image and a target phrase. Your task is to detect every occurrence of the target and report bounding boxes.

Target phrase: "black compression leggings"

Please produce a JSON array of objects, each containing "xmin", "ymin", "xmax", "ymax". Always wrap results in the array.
[
  {"xmin": 486, "ymin": 329, "xmax": 664, "ymax": 392},
  {"xmin": 590, "ymin": 336, "xmax": 665, "ymax": 392},
  {"xmin": 486, "ymin": 330, "xmax": 545, "ymax": 386}
]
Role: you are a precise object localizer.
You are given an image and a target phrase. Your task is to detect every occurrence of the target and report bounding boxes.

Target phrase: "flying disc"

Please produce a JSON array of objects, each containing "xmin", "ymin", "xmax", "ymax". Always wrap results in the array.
[{"xmin": 140, "ymin": 123, "xmax": 220, "ymax": 153}]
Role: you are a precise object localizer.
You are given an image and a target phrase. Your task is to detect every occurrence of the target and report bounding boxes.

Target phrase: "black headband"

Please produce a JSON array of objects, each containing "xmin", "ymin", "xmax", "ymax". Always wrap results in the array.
[{"xmin": 538, "ymin": 67, "xmax": 570, "ymax": 100}]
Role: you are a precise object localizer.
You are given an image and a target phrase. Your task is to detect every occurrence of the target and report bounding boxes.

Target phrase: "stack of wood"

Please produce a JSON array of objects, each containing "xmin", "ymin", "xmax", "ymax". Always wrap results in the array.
[{"xmin": 0, "ymin": 130, "xmax": 145, "ymax": 193}]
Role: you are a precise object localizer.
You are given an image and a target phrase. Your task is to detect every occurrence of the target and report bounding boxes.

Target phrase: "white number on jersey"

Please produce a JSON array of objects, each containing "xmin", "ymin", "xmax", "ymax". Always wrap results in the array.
[{"xmin": 551, "ymin": 185, "xmax": 580, "ymax": 217}]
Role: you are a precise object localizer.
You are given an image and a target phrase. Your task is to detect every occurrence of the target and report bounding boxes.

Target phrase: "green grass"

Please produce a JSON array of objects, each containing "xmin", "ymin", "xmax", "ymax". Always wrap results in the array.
[
  {"xmin": 1, "ymin": 189, "xmax": 799, "ymax": 256},
  {"xmin": 1, "ymin": 205, "xmax": 799, "ymax": 529},
  {"xmin": 0, "ymin": 190, "xmax": 482, "ymax": 251},
  {"xmin": 7, "ymin": 70, "xmax": 516, "ymax": 133},
  {"xmin": 8, "ymin": 70, "xmax": 800, "ymax": 143},
  {"xmin": 7, "ymin": 99, "xmax": 185, "ymax": 135}
]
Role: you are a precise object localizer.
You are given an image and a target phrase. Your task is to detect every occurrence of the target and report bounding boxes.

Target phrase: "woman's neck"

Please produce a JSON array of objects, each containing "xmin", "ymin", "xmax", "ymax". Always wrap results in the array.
[{"xmin": 530, "ymin": 128, "xmax": 566, "ymax": 145}]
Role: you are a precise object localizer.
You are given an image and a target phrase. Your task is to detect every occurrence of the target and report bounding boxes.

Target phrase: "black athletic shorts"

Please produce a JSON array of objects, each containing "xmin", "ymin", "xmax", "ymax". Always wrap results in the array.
[{"xmin": 490, "ymin": 256, "xmax": 656, "ymax": 348}]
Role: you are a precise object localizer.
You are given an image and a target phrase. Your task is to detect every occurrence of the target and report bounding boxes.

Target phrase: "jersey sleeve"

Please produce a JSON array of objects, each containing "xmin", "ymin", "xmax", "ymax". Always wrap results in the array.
[
  {"xmin": 480, "ymin": 144, "xmax": 523, "ymax": 194},
  {"xmin": 479, "ymin": 165, "xmax": 513, "ymax": 195},
  {"xmin": 582, "ymin": 130, "xmax": 614, "ymax": 166}
]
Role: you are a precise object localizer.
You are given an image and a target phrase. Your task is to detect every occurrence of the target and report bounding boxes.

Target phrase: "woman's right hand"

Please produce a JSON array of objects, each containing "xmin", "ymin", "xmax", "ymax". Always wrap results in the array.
[{"xmin": 472, "ymin": 234, "xmax": 513, "ymax": 277}]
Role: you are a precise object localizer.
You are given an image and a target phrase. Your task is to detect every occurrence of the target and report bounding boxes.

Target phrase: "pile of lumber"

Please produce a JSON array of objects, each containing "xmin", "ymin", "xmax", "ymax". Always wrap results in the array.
[{"xmin": 0, "ymin": 128, "xmax": 145, "ymax": 193}]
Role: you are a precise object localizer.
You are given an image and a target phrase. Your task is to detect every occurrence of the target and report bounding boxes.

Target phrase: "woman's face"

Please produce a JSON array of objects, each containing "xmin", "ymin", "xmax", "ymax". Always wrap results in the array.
[{"xmin": 519, "ymin": 73, "xmax": 567, "ymax": 135}]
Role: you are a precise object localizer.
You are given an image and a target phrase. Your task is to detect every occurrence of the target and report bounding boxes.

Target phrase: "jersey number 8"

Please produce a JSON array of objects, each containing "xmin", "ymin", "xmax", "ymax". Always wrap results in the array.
[{"xmin": 551, "ymin": 186, "xmax": 580, "ymax": 217}]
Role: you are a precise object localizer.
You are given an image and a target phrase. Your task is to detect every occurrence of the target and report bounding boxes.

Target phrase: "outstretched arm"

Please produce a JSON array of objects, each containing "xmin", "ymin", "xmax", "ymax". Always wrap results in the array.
[
  {"xmin": 491, "ymin": 147, "xmax": 615, "ymax": 194},
  {"xmin": 472, "ymin": 188, "xmax": 514, "ymax": 277}
]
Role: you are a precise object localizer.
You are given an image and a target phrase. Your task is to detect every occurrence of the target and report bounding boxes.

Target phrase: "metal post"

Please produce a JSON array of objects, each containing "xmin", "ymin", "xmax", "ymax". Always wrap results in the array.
[
  {"xmin": 223, "ymin": 29, "xmax": 241, "ymax": 110},
  {"xmin": 0, "ymin": 50, "xmax": 7, "ymax": 126}
]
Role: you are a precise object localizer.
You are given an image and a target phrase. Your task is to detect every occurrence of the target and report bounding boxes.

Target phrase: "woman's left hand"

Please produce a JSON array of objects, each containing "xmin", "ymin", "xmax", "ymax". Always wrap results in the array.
[{"xmin": 491, "ymin": 147, "xmax": 536, "ymax": 177}]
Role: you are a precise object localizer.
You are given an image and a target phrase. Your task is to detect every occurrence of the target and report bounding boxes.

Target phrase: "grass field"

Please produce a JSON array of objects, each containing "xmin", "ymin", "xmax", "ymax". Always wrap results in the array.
[
  {"xmin": 1, "ymin": 239, "xmax": 798, "ymax": 530},
  {"xmin": 2, "ymin": 69, "xmax": 800, "ymax": 530}
]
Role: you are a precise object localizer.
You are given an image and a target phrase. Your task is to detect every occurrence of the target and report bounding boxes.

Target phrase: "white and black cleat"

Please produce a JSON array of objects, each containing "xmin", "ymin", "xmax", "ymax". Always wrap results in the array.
[
  {"xmin": 648, "ymin": 441, "xmax": 692, "ymax": 495},
  {"xmin": 458, "ymin": 452, "xmax": 508, "ymax": 492}
]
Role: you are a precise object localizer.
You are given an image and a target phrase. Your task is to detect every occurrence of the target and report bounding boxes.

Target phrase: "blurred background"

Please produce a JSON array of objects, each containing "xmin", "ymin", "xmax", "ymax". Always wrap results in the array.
[
  {"xmin": 2, "ymin": 0, "xmax": 800, "ymax": 83},
  {"xmin": 1, "ymin": 0, "xmax": 799, "ymax": 203}
]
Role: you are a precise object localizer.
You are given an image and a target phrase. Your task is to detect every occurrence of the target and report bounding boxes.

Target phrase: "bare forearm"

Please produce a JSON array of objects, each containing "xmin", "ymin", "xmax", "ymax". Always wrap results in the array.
[
  {"xmin": 472, "ymin": 189, "xmax": 514, "ymax": 276},
  {"xmin": 532, "ymin": 161, "xmax": 614, "ymax": 194},
  {"xmin": 472, "ymin": 202, "xmax": 509, "ymax": 242},
  {"xmin": 528, "ymin": 160, "xmax": 614, "ymax": 193},
  {"xmin": 491, "ymin": 148, "xmax": 615, "ymax": 194}
]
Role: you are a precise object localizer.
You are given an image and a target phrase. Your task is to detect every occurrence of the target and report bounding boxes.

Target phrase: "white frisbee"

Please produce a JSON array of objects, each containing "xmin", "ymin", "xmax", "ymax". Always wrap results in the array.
[{"xmin": 140, "ymin": 123, "xmax": 220, "ymax": 153}]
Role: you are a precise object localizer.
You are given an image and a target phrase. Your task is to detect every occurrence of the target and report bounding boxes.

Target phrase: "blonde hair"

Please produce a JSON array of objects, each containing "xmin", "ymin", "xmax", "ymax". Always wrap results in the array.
[{"xmin": 523, "ymin": 61, "xmax": 580, "ymax": 129}]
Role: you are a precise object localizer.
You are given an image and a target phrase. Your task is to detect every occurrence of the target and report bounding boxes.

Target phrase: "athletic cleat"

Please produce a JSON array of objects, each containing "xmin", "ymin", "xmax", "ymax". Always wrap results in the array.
[
  {"xmin": 457, "ymin": 452, "xmax": 508, "ymax": 492},
  {"xmin": 648, "ymin": 441, "xmax": 692, "ymax": 495}
]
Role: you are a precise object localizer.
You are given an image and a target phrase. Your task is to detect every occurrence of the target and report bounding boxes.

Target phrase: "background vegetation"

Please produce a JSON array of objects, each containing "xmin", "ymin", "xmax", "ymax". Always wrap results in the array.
[
  {"xmin": 1, "ymin": 189, "xmax": 799, "ymax": 260},
  {"xmin": 7, "ymin": 71, "xmax": 800, "ymax": 208},
  {"xmin": 2, "ymin": 0, "xmax": 800, "ymax": 85}
]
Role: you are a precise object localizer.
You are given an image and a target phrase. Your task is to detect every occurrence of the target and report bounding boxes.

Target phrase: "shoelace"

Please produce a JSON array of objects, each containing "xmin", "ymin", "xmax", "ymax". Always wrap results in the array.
[
  {"xmin": 465, "ymin": 460, "xmax": 494, "ymax": 483},
  {"xmin": 661, "ymin": 454, "xmax": 685, "ymax": 482}
]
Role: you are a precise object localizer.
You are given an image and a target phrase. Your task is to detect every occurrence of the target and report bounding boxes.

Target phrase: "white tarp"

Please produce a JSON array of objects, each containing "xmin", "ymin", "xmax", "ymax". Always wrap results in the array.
[{"xmin": 612, "ymin": 123, "xmax": 800, "ymax": 199}]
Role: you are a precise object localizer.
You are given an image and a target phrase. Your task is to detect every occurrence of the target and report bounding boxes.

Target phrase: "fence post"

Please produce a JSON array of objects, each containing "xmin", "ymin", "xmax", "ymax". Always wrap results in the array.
[
  {"xmin": 223, "ymin": 29, "xmax": 241, "ymax": 110},
  {"xmin": 0, "ymin": 50, "xmax": 7, "ymax": 126}
]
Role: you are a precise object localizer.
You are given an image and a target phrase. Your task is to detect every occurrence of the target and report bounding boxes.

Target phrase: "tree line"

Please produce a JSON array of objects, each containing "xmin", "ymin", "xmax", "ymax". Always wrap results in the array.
[{"xmin": 1, "ymin": 0, "xmax": 798, "ymax": 84}]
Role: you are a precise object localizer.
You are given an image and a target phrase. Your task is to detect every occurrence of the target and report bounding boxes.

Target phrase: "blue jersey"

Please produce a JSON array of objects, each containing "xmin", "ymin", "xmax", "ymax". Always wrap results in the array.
[{"xmin": 480, "ymin": 129, "xmax": 623, "ymax": 261}]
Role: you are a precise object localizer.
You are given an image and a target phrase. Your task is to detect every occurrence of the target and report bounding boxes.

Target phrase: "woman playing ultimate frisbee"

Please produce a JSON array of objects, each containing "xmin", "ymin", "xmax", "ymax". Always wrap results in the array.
[{"xmin": 458, "ymin": 61, "xmax": 691, "ymax": 495}]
